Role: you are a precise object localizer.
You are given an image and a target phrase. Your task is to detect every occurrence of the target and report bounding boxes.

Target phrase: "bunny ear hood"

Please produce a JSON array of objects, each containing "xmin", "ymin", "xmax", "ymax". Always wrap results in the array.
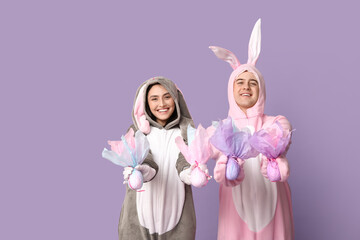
[
  {"xmin": 209, "ymin": 18, "xmax": 266, "ymax": 119},
  {"xmin": 228, "ymin": 65, "xmax": 266, "ymax": 119},
  {"xmin": 209, "ymin": 46, "xmax": 241, "ymax": 70},
  {"xmin": 247, "ymin": 18, "xmax": 261, "ymax": 65},
  {"xmin": 132, "ymin": 76, "xmax": 194, "ymax": 139}
]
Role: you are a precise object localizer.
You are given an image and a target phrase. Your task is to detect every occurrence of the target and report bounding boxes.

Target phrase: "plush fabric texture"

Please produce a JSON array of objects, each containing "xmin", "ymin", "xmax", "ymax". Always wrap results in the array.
[
  {"xmin": 210, "ymin": 19, "xmax": 294, "ymax": 240},
  {"xmin": 175, "ymin": 124, "xmax": 212, "ymax": 188},
  {"xmin": 117, "ymin": 77, "xmax": 196, "ymax": 240},
  {"xmin": 132, "ymin": 76, "xmax": 193, "ymax": 139}
]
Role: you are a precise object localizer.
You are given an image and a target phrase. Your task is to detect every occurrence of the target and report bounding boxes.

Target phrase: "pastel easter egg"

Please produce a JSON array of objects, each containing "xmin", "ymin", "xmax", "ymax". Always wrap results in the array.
[
  {"xmin": 128, "ymin": 169, "xmax": 144, "ymax": 190},
  {"xmin": 267, "ymin": 160, "xmax": 281, "ymax": 182},
  {"xmin": 226, "ymin": 157, "xmax": 240, "ymax": 180},
  {"xmin": 191, "ymin": 167, "xmax": 208, "ymax": 188}
]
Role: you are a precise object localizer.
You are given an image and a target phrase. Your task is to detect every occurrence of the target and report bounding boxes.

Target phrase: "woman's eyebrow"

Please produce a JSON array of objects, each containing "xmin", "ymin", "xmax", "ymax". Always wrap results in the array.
[
  {"xmin": 149, "ymin": 92, "xmax": 170, "ymax": 98},
  {"xmin": 249, "ymin": 79, "xmax": 258, "ymax": 82}
]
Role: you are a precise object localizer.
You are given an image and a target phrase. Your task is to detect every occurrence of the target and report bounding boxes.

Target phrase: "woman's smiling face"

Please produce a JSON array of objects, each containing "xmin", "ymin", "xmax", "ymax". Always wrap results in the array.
[
  {"xmin": 233, "ymin": 71, "xmax": 259, "ymax": 114},
  {"xmin": 147, "ymin": 84, "xmax": 175, "ymax": 126}
]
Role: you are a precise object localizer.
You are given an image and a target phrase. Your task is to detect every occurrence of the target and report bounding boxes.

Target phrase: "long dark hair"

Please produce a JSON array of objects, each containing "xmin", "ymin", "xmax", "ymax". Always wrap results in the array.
[{"xmin": 145, "ymin": 83, "xmax": 178, "ymax": 126}]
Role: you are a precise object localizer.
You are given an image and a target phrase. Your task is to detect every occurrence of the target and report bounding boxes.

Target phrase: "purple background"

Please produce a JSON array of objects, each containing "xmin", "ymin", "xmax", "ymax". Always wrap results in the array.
[{"xmin": 1, "ymin": 1, "xmax": 360, "ymax": 239}]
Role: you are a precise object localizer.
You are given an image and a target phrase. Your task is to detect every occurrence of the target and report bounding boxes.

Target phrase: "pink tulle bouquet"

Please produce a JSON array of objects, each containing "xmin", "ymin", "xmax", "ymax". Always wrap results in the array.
[
  {"xmin": 102, "ymin": 128, "xmax": 150, "ymax": 190},
  {"xmin": 175, "ymin": 124, "xmax": 213, "ymax": 188},
  {"xmin": 210, "ymin": 117, "xmax": 258, "ymax": 180},
  {"xmin": 249, "ymin": 121, "xmax": 292, "ymax": 182}
]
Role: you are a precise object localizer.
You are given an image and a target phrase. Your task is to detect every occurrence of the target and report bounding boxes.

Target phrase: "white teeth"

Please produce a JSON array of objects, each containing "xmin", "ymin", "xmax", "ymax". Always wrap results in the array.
[
  {"xmin": 242, "ymin": 94, "xmax": 250, "ymax": 96},
  {"xmin": 158, "ymin": 109, "xmax": 168, "ymax": 112}
]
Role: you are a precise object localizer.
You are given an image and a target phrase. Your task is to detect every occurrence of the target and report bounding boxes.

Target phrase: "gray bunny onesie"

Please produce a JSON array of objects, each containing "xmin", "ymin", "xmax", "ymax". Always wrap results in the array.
[{"xmin": 118, "ymin": 76, "xmax": 196, "ymax": 240}]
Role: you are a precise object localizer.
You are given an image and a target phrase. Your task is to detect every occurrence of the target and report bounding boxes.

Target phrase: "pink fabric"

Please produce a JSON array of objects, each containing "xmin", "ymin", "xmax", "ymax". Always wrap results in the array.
[
  {"xmin": 175, "ymin": 124, "xmax": 213, "ymax": 187},
  {"xmin": 214, "ymin": 154, "xmax": 245, "ymax": 187},
  {"xmin": 133, "ymin": 85, "xmax": 150, "ymax": 134},
  {"xmin": 261, "ymin": 155, "xmax": 290, "ymax": 182},
  {"xmin": 247, "ymin": 18, "xmax": 261, "ymax": 65},
  {"xmin": 209, "ymin": 46, "xmax": 241, "ymax": 70},
  {"xmin": 175, "ymin": 124, "xmax": 212, "ymax": 165},
  {"xmin": 217, "ymin": 182, "xmax": 294, "ymax": 240},
  {"xmin": 214, "ymin": 114, "xmax": 294, "ymax": 239},
  {"xmin": 108, "ymin": 128, "xmax": 135, "ymax": 154},
  {"xmin": 210, "ymin": 18, "xmax": 294, "ymax": 240}
]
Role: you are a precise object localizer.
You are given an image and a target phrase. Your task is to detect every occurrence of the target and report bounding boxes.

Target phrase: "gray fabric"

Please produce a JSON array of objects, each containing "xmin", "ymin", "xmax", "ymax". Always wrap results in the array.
[
  {"xmin": 131, "ymin": 76, "xmax": 194, "ymax": 140},
  {"xmin": 176, "ymin": 152, "xmax": 191, "ymax": 174},
  {"xmin": 118, "ymin": 184, "xmax": 196, "ymax": 240},
  {"xmin": 118, "ymin": 77, "xmax": 196, "ymax": 239},
  {"xmin": 141, "ymin": 150, "xmax": 157, "ymax": 182}
]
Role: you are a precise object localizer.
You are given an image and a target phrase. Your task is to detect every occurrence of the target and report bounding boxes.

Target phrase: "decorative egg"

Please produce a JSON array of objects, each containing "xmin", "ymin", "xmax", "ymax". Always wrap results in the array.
[
  {"xmin": 267, "ymin": 160, "xmax": 281, "ymax": 182},
  {"xmin": 226, "ymin": 157, "xmax": 240, "ymax": 180},
  {"xmin": 191, "ymin": 167, "xmax": 208, "ymax": 188},
  {"xmin": 128, "ymin": 169, "xmax": 144, "ymax": 190}
]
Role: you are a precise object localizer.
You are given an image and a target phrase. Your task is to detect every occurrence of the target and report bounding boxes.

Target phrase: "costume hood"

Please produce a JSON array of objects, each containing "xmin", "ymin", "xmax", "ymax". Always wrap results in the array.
[
  {"xmin": 132, "ymin": 76, "xmax": 194, "ymax": 138},
  {"xmin": 210, "ymin": 18, "xmax": 266, "ymax": 120}
]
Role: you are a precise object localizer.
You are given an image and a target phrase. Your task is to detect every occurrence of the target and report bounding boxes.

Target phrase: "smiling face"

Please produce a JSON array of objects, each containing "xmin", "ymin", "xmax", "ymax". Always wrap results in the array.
[
  {"xmin": 147, "ymin": 84, "xmax": 175, "ymax": 126},
  {"xmin": 233, "ymin": 71, "xmax": 260, "ymax": 114}
]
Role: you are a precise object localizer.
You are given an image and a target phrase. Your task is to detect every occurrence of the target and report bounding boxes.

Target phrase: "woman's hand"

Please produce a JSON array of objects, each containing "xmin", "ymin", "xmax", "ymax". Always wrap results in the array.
[
  {"xmin": 135, "ymin": 164, "xmax": 156, "ymax": 182},
  {"xmin": 179, "ymin": 165, "xmax": 196, "ymax": 185},
  {"xmin": 123, "ymin": 166, "xmax": 133, "ymax": 184}
]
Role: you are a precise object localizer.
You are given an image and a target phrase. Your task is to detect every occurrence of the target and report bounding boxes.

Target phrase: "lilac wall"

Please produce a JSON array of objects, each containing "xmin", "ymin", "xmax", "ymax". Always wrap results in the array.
[{"xmin": 2, "ymin": 1, "xmax": 360, "ymax": 239}]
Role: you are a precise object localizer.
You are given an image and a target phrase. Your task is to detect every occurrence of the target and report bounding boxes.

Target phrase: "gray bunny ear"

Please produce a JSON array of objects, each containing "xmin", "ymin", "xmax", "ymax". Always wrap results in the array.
[
  {"xmin": 209, "ymin": 46, "xmax": 240, "ymax": 70},
  {"xmin": 176, "ymin": 88, "xmax": 195, "ymax": 139},
  {"xmin": 247, "ymin": 18, "xmax": 262, "ymax": 65}
]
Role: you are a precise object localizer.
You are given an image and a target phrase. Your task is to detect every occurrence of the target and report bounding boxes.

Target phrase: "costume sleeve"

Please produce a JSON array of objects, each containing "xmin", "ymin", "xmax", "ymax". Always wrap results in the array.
[
  {"xmin": 276, "ymin": 155, "xmax": 290, "ymax": 182},
  {"xmin": 207, "ymin": 125, "xmax": 245, "ymax": 186},
  {"xmin": 141, "ymin": 150, "xmax": 158, "ymax": 182},
  {"xmin": 176, "ymin": 152, "xmax": 191, "ymax": 175},
  {"xmin": 273, "ymin": 116, "xmax": 292, "ymax": 182},
  {"xmin": 214, "ymin": 154, "xmax": 245, "ymax": 186},
  {"xmin": 127, "ymin": 125, "xmax": 158, "ymax": 182}
]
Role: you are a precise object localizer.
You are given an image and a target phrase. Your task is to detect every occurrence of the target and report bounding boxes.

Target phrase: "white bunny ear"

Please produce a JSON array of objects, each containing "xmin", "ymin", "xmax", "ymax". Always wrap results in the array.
[
  {"xmin": 209, "ymin": 46, "xmax": 240, "ymax": 70},
  {"xmin": 247, "ymin": 18, "xmax": 262, "ymax": 65}
]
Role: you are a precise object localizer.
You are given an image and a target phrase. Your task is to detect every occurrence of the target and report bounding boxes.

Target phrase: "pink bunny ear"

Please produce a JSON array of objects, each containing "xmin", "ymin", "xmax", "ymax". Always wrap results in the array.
[
  {"xmin": 209, "ymin": 46, "xmax": 240, "ymax": 70},
  {"xmin": 247, "ymin": 18, "xmax": 262, "ymax": 65},
  {"xmin": 133, "ymin": 85, "xmax": 150, "ymax": 134}
]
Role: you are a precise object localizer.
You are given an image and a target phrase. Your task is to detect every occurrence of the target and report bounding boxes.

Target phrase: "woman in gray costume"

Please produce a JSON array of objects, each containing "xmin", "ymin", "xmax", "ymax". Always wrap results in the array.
[{"xmin": 118, "ymin": 76, "xmax": 196, "ymax": 240}]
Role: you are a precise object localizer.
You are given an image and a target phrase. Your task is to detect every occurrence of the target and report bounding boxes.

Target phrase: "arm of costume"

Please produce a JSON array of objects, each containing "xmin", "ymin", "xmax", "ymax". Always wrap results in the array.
[
  {"xmin": 262, "ymin": 116, "xmax": 292, "ymax": 182},
  {"xmin": 140, "ymin": 150, "xmax": 158, "ymax": 182},
  {"xmin": 128, "ymin": 125, "xmax": 158, "ymax": 182},
  {"xmin": 177, "ymin": 152, "xmax": 193, "ymax": 185},
  {"xmin": 207, "ymin": 125, "xmax": 245, "ymax": 186},
  {"xmin": 214, "ymin": 154, "xmax": 245, "ymax": 186},
  {"xmin": 176, "ymin": 151, "xmax": 191, "ymax": 175},
  {"xmin": 260, "ymin": 154, "xmax": 289, "ymax": 182}
]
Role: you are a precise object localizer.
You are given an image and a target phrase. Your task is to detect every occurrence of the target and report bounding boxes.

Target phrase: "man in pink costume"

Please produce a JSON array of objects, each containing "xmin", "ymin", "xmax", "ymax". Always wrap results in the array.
[{"xmin": 209, "ymin": 19, "xmax": 294, "ymax": 240}]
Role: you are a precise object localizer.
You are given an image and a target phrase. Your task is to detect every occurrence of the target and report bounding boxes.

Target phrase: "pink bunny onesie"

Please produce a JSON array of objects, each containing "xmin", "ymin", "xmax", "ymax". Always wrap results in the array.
[{"xmin": 210, "ymin": 19, "xmax": 294, "ymax": 240}]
